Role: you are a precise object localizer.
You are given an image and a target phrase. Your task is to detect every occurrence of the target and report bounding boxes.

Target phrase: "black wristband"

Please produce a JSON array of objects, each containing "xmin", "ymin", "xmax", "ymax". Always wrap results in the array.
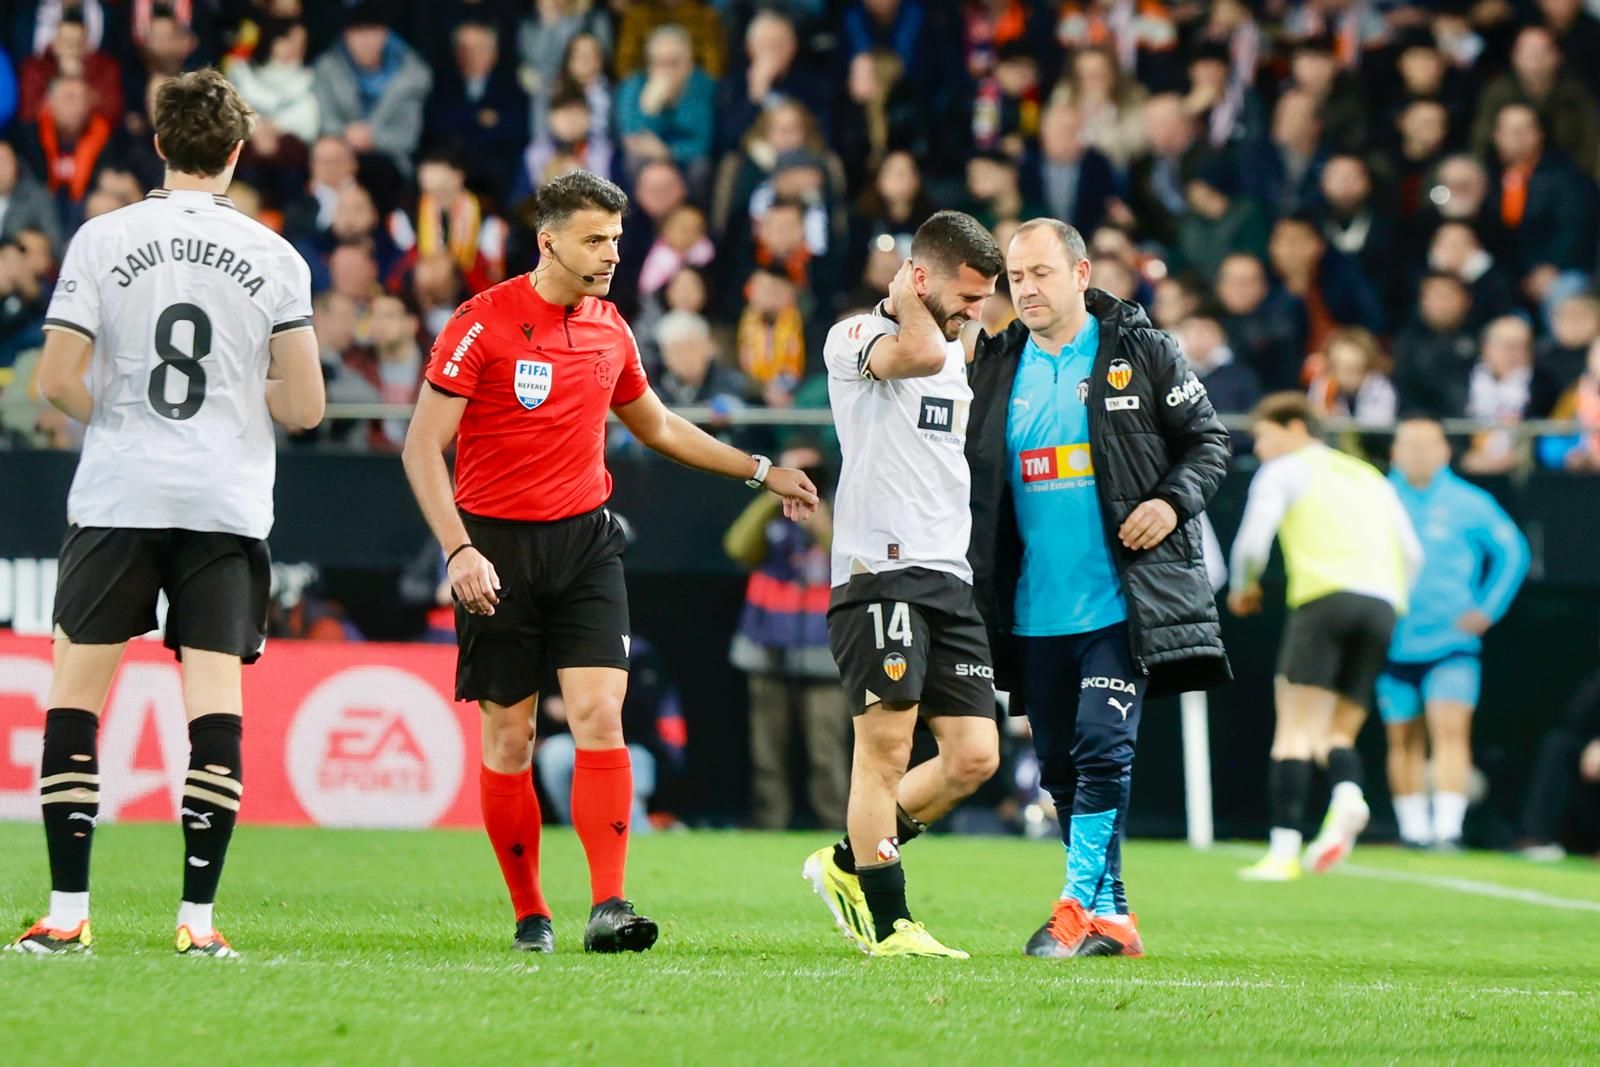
[{"xmin": 446, "ymin": 543, "xmax": 475, "ymax": 566}]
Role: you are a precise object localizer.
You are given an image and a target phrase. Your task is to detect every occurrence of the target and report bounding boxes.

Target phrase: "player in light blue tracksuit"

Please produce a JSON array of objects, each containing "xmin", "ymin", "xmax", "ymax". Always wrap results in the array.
[{"xmin": 1380, "ymin": 420, "xmax": 1529, "ymax": 849}]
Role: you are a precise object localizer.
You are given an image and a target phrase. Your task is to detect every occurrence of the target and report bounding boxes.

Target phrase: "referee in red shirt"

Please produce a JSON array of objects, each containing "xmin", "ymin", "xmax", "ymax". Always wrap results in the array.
[{"xmin": 404, "ymin": 171, "xmax": 817, "ymax": 954}]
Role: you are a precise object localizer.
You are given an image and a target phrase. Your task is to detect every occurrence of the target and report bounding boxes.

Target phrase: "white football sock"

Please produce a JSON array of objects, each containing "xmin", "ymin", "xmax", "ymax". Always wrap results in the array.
[
  {"xmin": 1433, "ymin": 791, "xmax": 1468, "ymax": 843},
  {"xmin": 1392, "ymin": 793, "xmax": 1432, "ymax": 844},
  {"xmin": 46, "ymin": 891, "xmax": 89, "ymax": 930},
  {"xmin": 177, "ymin": 901, "xmax": 214, "ymax": 938},
  {"xmin": 1269, "ymin": 827, "xmax": 1303, "ymax": 861},
  {"xmin": 1331, "ymin": 781, "xmax": 1366, "ymax": 810}
]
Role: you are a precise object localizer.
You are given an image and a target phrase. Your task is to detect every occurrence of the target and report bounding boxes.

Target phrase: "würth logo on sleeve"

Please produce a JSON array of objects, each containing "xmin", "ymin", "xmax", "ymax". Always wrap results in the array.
[
  {"xmin": 442, "ymin": 320, "xmax": 483, "ymax": 379},
  {"xmin": 514, "ymin": 359, "xmax": 553, "ymax": 410},
  {"xmin": 1107, "ymin": 359, "xmax": 1133, "ymax": 390}
]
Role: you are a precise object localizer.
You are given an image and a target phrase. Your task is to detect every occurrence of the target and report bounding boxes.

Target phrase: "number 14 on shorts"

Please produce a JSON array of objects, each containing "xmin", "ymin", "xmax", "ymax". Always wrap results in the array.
[{"xmin": 867, "ymin": 602, "xmax": 913, "ymax": 649}]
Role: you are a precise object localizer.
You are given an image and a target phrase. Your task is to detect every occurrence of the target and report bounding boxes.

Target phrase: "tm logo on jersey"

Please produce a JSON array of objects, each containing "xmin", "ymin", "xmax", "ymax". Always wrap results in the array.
[
  {"xmin": 514, "ymin": 360, "xmax": 553, "ymax": 410},
  {"xmin": 1019, "ymin": 444, "xmax": 1094, "ymax": 487},
  {"xmin": 917, "ymin": 396, "xmax": 969, "ymax": 439}
]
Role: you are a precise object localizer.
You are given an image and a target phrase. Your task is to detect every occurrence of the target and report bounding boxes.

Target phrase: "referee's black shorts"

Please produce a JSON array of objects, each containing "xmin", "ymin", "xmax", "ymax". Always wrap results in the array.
[
  {"xmin": 454, "ymin": 505, "xmax": 631, "ymax": 706},
  {"xmin": 1277, "ymin": 591, "xmax": 1397, "ymax": 705}
]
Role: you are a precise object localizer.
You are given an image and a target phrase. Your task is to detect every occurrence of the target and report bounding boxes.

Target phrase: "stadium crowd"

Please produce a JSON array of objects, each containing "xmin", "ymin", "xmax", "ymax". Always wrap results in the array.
[{"xmin": 0, "ymin": 0, "xmax": 1599, "ymax": 465}]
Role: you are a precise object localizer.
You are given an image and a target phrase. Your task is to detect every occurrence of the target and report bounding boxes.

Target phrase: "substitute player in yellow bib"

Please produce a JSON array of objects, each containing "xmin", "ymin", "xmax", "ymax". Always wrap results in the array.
[{"xmin": 1229, "ymin": 394, "xmax": 1422, "ymax": 881}]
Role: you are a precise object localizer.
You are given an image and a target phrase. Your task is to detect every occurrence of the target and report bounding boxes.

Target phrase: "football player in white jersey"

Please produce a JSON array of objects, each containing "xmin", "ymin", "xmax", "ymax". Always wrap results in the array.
[
  {"xmin": 5, "ymin": 70, "xmax": 324, "ymax": 958},
  {"xmin": 802, "ymin": 211, "xmax": 1004, "ymax": 959}
]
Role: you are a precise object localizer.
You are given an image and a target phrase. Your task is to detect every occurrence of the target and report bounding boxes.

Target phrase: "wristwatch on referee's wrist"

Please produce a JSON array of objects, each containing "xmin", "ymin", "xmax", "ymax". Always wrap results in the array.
[{"xmin": 745, "ymin": 453, "xmax": 772, "ymax": 489}]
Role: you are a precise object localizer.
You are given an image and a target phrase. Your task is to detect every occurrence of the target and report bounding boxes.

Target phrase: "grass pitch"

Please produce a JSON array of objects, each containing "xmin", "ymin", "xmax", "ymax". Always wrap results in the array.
[{"xmin": 2, "ymin": 824, "xmax": 1597, "ymax": 1066}]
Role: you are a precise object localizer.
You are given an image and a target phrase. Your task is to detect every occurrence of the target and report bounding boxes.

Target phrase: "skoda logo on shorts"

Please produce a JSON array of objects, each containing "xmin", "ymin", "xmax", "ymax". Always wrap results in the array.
[{"xmin": 882, "ymin": 652, "xmax": 907, "ymax": 682}]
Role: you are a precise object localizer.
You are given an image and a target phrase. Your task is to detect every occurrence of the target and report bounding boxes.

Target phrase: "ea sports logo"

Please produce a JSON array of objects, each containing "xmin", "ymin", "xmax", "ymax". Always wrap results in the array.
[{"xmin": 287, "ymin": 667, "xmax": 463, "ymax": 828}]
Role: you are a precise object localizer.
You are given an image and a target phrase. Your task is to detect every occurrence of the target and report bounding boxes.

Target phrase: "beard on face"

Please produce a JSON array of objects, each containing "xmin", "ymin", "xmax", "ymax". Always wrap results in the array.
[{"xmin": 922, "ymin": 291, "xmax": 968, "ymax": 341}]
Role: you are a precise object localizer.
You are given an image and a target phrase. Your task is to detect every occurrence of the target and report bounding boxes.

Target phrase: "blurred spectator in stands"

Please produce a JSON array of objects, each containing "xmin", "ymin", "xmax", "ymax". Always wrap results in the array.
[
  {"xmin": 1216, "ymin": 251, "xmax": 1307, "ymax": 392},
  {"xmin": 362, "ymin": 292, "xmax": 422, "ymax": 449},
  {"xmin": 1390, "ymin": 100, "xmax": 1452, "ymax": 248},
  {"xmin": 1183, "ymin": 39, "xmax": 1262, "ymax": 150},
  {"xmin": 1516, "ymin": 664, "xmax": 1600, "ymax": 859},
  {"xmin": 1237, "ymin": 86, "xmax": 1326, "ymax": 219},
  {"xmin": 616, "ymin": 25, "xmax": 717, "ymax": 188},
  {"xmin": 1176, "ymin": 313, "xmax": 1262, "ymax": 418},
  {"xmin": 1151, "ymin": 273, "xmax": 1202, "ymax": 332},
  {"xmin": 1122, "ymin": 92, "xmax": 1202, "ymax": 249},
  {"xmin": 537, "ymin": 31, "xmax": 612, "ymax": 144},
  {"xmin": 734, "ymin": 197, "xmax": 819, "ymax": 321},
  {"xmin": 226, "ymin": 18, "xmax": 318, "ymax": 206},
  {"xmin": 850, "ymin": 150, "xmax": 931, "ymax": 278},
  {"xmin": 1317, "ymin": 154, "xmax": 1397, "ymax": 318},
  {"xmin": 715, "ymin": 102, "xmax": 841, "ymax": 269},
  {"xmin": 15, "ymin": 75, "xmax": 118, "ymax": 235},
  {"xmin": 424, "ymin": 21, "xmax": 526, "ymax": 202},
  {"xmin": 1473, "ymin": 25, "xmax": 1599, "ymax": 178},
  {"xmin": 1541, "ymin": 294, "xmax": 1600, "ymax": 399},
  {"xmin": 1050, "ymin": 46, "xmax": 1148, "ymax": 172},
  {"xmin": 328, "ymin": 243, "xmax": 380, "ymax": 344},
  {"xmin": 518, "ymin": 0, "xmax": 612, "ymax": 111},
  {"xmin": 1308, "ymin": 326, "xmax": 1397, "ymax": 428},
  {"xmin": 832, "ymin": 49, "xmax": 926, "ymax": 194},
  {"xmin": 1463, "ymin": 316, "xmax": 1549, "ymax": 474},
  {"xmin": 298, "ymin": 289, "xmax": 378, "ymax": 449},
  {"xmin": 19, "ymin": 11, "xmax": 122, "ymax": 127},
  {"xmin": 536, "ymin": 635, "xmax": 687, "ymax": 833},
  {"xmin": 1538, "ymin": 0, "xmax": 1600, "ymax": 100},
  {"xmin": 962, "ymin": 150, "xmax": 1038, "ymax": 231},
  {"xmin": 295, "ymin": 181, "xmax": 394, "ymax": 291},
  {"xmin": 971, "ymin": 41, "xmax": 1040, "ymax": 159},
  {"xmin": 1394, "ymin": 272, "xmax": 1479, "ymax": 418},
  {"xmin": 1384, "ymin": 30, "xmax": 1468, "ymax": 135},
  {"xmin": 1284, "ymin": 34, "xmax": 1364, "ymax": 154},
  {"xmin": 1053, "ymin": 0, "xmax": 1179, "ymax": 90},
  {"xmin": 1426, "ymin": 220, "xmax": 1515, "ymax": 328},
  {"xmin": 724, "ymin": 440, "xmax": 846, "ymax": 829},
  {"xmin": 0, "ymin": 236, "xmax": 47, "ymax": 369},
  {"xmin": 389, "ymin": 148, "xmax": 506, "ymax": 294},
  {"xmin": 1174, "ymin": 162, "xmax": 1268, "ymax": 281},
  {"xmin": 738, "ymin": 266, "xmax": 808, "ymax": 407},
  {"xmin": 409, "ymin": 250, "xmax": 469, "ymax": 341},
  {"xmin": 653, "ymin": 308, "xmax": 748, "ymax": 409},
  {"xmin": 634, "ymin": 263, "xmax": 709, "ymax": 373},
  {"xmin": 638, "ymin": 203, "xmax": 714, "ymax": 302},
  {"xmin": 113, "ymin": 72, "xmax": 167, "ymax": 191},
  {"xmin": 0, "ymin": 142, "xmax": 63, "ymax": 254},
  {"xmin": 616, "ymin": 0, "xmax": 724, "ymax": 80},
  {"xmin": 1563, "ymin": 339, "xmax": 1600, "ymax": 472},
  {"xmin": 1281, "ymin": 0, "xmax": 1391, "ymax": 64},
  {"xmin": 749, "ymin": 150, "xmax": 842, "ymax": 269},
  {"xmin": 719, "ymin": 10, "xmax": 828, "ymax": 155},
  {"xmin": 1487, "ymin": 103, "xmax": 1599, "ymax": 318},
  {"xmin": 313, "ymin": 6, "xmax": 433, "ymax": 184},
  {"xmin": 613, "ymin": 158, "xmax": 687, "ymax": 314},
  {"xmin": 123, "ymin": 4, "xmax": 199, "ymax": 120},
  {"xmin": 515, "ymin": 91, "xmax": 612, "ymax": 204},
  {"xmin": 840, "ymin": 0, "xmax": 957, "ymax": 104},
  {"xmin": 961, "ymin": 0, "xmax": 1028, "ymax": 85},
  {"xmin": 283, "ymin": 134, "xmax": 358, "ymax": 245},
  {"xmin": 1089, "ymin": 254, "xmax": 1138, "ymax": 302},
  {"xmin": 1025, "ymin": 102, "xmax": 1114, "ymax": 239},
  {"xmin": 843, "ymin": 238, "xmax": 901, "ymax": 311},
  {"xmin": 15, "ymin": 227, "xmax": 54, "ymax": 287},
  {"xmin": 1269, "ymin": 214, "xmax": 1384, "ymax": 370}
]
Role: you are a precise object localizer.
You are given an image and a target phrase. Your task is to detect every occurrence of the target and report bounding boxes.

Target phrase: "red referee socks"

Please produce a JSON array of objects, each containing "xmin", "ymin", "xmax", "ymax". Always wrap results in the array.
[
  {"xmin": 571, "ymin": 747, "xmax": 632, "ymax": 905},
  {"xmin": 479, "ymin": 764, "xmax": 549, "ymax": 921}
]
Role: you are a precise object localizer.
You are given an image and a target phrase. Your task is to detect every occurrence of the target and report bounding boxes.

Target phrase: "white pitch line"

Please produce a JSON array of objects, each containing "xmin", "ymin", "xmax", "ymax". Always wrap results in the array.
[{"xmin": 1334, "ymin": 860, "xmax": 1600, "ymax": 914}]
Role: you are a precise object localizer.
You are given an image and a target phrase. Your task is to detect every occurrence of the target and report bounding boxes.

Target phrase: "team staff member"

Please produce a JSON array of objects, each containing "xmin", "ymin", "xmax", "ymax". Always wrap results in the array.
[
  {"xmin": 404, "ymin": 171, "xmax": 816, "ymax": 954},
  {"xmin": 1230, "ymin": 394, "xmax": 1422, "ymax": 882},
  {"xmin": 966, "ymin": 219, "xmax": 1232, "ymax": 959},
  {"xmin": 1380, "ymin": 419, "xmax": 1527, "ymax": 849}
]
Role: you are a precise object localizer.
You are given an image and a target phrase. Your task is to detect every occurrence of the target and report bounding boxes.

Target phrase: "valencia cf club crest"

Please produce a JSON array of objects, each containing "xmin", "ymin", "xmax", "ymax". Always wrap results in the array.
[
  {"xmin": 1076, "ymin": 377, "xmax": 1090, "ymax": 405},
  {"xmin": 882, "ymin": 652, "xmax": 908, "ymax": 682},
  {"xmin": 514, "ymin": 359, "xmax": 553, "ymax": 409},
  {"xmin": 1107, "ymin": 359, "xmax": 1133, "ymax": 390}
]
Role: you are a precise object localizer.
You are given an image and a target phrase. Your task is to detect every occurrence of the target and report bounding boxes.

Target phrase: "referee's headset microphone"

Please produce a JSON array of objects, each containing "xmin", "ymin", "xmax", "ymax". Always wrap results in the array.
[{"xmin": 540, "ymin": 239, "xmax": 595, "ymax": 284}]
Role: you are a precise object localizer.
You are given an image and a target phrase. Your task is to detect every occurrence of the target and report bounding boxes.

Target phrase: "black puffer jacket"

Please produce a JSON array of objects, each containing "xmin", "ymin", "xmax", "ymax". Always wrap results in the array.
[{"xmin": 966, "ymin": 289, "xmax": 1233, "ymax": 702}]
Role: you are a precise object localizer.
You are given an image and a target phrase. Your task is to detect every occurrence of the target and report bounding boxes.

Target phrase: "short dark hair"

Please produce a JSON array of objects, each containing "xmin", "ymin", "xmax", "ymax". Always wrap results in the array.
[
  {"xmin": 153, "ymin": 69, "xmax": 255, "ymax": 178},
  {"xmin": 1249, "ymin": 391, "xmax": 1320, "ymax": 434},
  {"xmin": 911, "ymin": 210, "xmax": 1003, "ymax": 279},
  {"xmin": 1014, "ymin": 217, "xmax": 1088, "ymax": 264},
  {"xmin": 533, "ymin": 170, "xmax": 628, "ymax": 232}
]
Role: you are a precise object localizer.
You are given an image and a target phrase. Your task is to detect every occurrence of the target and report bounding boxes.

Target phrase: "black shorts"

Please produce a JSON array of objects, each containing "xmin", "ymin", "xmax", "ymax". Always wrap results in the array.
[
  {"xmin": 1278, "ymin": 591, "xmax": 1397, "ymax": 705},
  {"xmin": 454, "ymin": 505, "xmax": 630, "ymax": 706},
  {"xmin": 827, "ymin": 567, "xmax": 995, "ymax": 717},
  {"xmin": 53, "ymin": 526, "xmax": 271, "ymax": 663}
]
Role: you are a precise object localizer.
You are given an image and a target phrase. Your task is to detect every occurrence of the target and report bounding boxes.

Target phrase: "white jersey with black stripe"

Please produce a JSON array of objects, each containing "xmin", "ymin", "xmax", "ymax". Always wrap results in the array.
[
  {"xmin": 823, "ymin": 301, "xmax": 974, "ymax": 588},
  {"xmin": 44, "ymin": 189, "xmax": 314, "ymax": 539}
]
